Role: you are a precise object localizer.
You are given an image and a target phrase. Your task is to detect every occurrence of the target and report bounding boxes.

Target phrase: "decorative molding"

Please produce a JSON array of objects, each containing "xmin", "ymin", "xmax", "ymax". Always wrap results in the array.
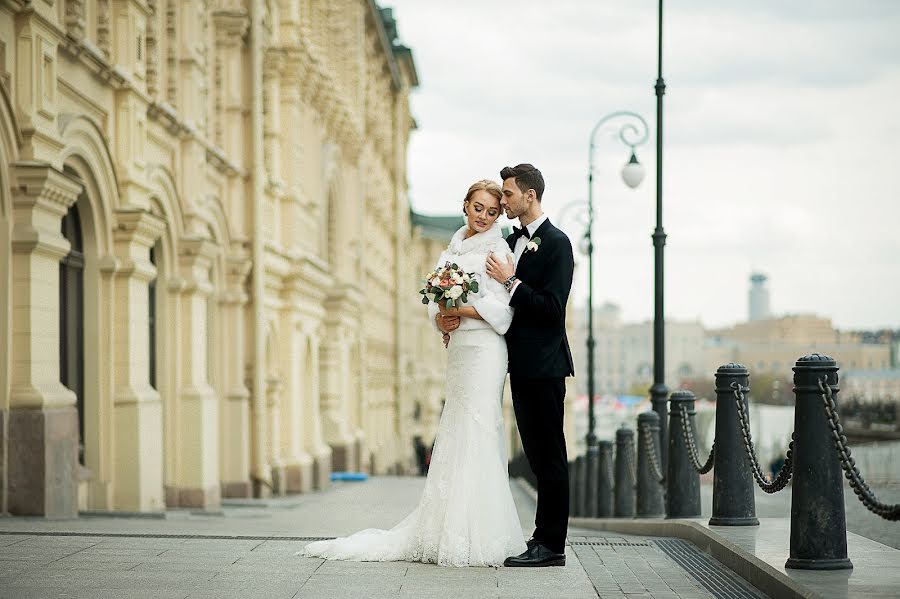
[
  {"xmin": 97, "ymin": 0, "xmax": 111, "ymax": 56},
  {"xmin": 65, "ymin": 0, "xmax": 86, "ymax": 42},
  {"xmin": 146, "ymin": 0, "xmax": 159, "ymax": 96},
  {"xmin": 114, "ymin": 207, "xmax": 166, "ymax": 246},
  {"xmin": 213, "ymin": 8, "xmax": 249, "ymax": 48},
  {"xmin": 10, "ymin": 160, "xmax": 82, "ymax": 216}
]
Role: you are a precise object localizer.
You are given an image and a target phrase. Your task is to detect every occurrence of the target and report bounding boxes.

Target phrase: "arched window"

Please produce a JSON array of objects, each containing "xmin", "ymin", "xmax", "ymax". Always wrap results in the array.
[{"xmin": 60, "ymin": 203, "xmax": 85, "ymax": 463}]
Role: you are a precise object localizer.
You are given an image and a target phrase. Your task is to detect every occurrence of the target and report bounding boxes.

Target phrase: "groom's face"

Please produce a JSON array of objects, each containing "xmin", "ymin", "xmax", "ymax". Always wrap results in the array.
[{"xmin": 501, "ymin": 177, "xmax": 528, "ymax": 219}]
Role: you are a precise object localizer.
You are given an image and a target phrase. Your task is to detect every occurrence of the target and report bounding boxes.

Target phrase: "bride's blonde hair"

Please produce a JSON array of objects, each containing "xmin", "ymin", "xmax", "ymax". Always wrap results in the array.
[{"xmin": 462, "ymin": 179, "xmax": 502, "ymax": 215}]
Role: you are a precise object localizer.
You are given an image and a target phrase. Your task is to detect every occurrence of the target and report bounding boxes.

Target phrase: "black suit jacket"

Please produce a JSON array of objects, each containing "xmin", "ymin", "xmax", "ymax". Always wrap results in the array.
[{"xmin": 505, "ymin": 218, "xmax": 575, "ymax": 379}]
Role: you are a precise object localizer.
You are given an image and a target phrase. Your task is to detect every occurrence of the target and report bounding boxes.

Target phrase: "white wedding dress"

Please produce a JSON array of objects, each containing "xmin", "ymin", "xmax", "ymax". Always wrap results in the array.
[{"xmin": 302, "ymin": 223, "xmax": 526, "ymax": 567}]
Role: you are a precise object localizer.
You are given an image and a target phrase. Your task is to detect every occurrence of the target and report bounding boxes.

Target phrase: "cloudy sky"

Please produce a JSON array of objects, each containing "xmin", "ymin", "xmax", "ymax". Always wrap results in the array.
[{"xmin": 387, "ymin": 0, "xmax": 900, "ymax": 331}]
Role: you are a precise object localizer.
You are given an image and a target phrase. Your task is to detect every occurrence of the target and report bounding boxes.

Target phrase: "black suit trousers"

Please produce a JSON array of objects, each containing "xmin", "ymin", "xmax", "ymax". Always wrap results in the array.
[{"xmin": 510, "ymin": 375, "xmax": 569, "ymax": 554}]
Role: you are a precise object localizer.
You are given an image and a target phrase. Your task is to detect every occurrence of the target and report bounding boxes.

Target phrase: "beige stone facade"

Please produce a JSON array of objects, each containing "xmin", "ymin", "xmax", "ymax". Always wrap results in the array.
[{"xmin": 0, "ymin": 0, "xmax": 454, "ymax": 517}]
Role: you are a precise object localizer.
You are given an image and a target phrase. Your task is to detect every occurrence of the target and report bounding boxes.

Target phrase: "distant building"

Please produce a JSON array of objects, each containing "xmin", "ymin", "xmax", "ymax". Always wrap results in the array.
[
  {"xmin": 571, "ymin": 304, "xmax": 705, "ymax": 396},
  {"xmin": 705, "ymin": 315, "xmax": 892, "ymax": 378},
  {"xmin": 749, "ymin": 273, "xmax": 771, "ymax": 321},
  {"xmin": 843, "ymin": 369, "xmax": 900, "ymax": 402}
]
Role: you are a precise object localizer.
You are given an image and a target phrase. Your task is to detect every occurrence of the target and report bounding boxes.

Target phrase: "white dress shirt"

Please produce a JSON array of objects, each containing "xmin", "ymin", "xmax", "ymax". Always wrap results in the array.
[{"xmin": 509, "ymin": 213, "xmax": 547, "ymax": 297}]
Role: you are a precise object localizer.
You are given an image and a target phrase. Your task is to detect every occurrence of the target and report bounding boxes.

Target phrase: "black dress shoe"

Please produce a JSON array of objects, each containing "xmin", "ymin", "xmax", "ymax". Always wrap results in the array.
[{"xmin": 503, "ymin": 543, "xmax": 566, "ymax": 567}]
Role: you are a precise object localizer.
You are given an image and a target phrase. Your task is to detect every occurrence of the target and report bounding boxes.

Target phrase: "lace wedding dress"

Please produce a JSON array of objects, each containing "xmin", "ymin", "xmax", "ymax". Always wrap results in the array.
[{"xmin": 301, "ymin": 223, "xmax": 527, "ymax": 567}]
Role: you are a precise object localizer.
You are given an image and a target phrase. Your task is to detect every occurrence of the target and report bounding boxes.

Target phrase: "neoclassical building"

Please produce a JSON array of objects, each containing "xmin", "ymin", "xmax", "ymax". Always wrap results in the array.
[{"xmin": 0, "ymin": 0, "xmax": 459, "ymax": 517}]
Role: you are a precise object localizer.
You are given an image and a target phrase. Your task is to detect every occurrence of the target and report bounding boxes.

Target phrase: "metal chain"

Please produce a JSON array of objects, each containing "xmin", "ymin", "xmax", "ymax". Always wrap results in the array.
[
  {"xmin": 818, "ymin": 378, "xmax": 900, "ymax": 521},
  {"xmin": 731, "ymin": 382, "xmax": 794, "ymax": 493},
  {"xmin": 640, "ymin": 422, "xmax": 665, "ymax": 484},
  {"xmin": 679, "ymin": 405, "xmax": 715, "ymax": 474},
  {"xmin": 625, "ymin": 439, "xmax": 637, "ymax": 485},
  {"xmin": 605, "ymin": 450, "xmax": 615, "ymax": 486}
]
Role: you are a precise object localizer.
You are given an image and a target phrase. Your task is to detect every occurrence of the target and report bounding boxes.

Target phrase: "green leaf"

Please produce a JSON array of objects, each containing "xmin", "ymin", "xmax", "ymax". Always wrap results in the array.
[
  {"xmin": 421, "ymin": 297, "xmax": 430, "ymax": 305},
  {"xmin": 470, "ymin": 282, "xmax": 479, "ymax": 293},
  {"xmin": 446, "ymin": 299, "xmax": 455, "ymax": 308}
]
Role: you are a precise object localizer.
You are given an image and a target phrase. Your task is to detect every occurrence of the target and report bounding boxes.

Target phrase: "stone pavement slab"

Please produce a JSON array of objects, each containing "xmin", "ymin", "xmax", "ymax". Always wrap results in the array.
[{"xmin": 0, "ymin": 476, "xmax": 762, "ymax": 599}]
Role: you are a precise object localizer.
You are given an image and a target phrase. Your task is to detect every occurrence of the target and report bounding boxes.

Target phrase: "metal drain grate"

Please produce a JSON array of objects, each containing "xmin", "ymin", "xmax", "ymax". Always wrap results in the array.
[
  {"xmin": 0, "ymin": 531, "xmax": 333, "ymax": 542},
  {"xmin": 569, "ymin": 539, "xmax": 652, "ymax": 547},
  {"xmin": 655, "ymin": 538, "xmax": 768, "ymax": 599}
]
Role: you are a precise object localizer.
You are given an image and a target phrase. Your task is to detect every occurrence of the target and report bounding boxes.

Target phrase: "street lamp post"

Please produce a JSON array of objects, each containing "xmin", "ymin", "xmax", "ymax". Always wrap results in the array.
[
  {"xmin": 650, "ymin": 0, "xmax": 669, "ymax": 470},
  {"xmin": 585, "ymin": 112, "xmax": 648, "ymax": 456}
]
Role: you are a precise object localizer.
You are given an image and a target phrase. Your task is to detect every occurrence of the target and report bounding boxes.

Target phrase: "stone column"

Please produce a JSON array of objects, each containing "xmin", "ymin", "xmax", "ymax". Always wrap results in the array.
[
  {"xmin": 111, "ymin": 209, "xmax": 166, "ymax": 511},
  {"xmin": 8, "ymin": 162, "xmax": 82, "ymax": 517},
  {"xmin": 266, "ymin": 375, "xmax": 286, "ymax": 495},
  {"xmin": 213, "ymin": 7, "xmax": 250, "ymax": 158},
  {"xmin": 308, "ymin": 331, "xmax": 332, "ymax": 489},
  {"xmin": 171, "ymin": 237, "xmax": 220, "ymax": 508},
  {"xmin": 320, "ymin": 293, "xmax": 358, "ymax": 471},
  {"xmin": 263, "ymin": 50, "xmax": 283, "ymax": 182},
  {"xmin": 352, "ymin": 335, "xmax": 368, "ymax": 472},
  {"xmin": 280, "ymin": 323, "xmax": 314, "ymax": 493},
  {"xmin": 219, "ymin": 253, "xmax": 252, "ymax": 498}
]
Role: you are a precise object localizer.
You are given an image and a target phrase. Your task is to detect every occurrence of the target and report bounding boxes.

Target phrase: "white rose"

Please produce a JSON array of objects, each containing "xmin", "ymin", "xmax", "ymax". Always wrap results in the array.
[
  {"xmin": 452, "ymin": 273, "xmax": 463, "ymax": 284},
  {"xmin": 526, "ymin": 241, "xmax": 538, "ymax": 253},
  {"xmin": 430, "ymin": 277, "xmax": 441, "ymax": 287},
  {"xmin": 462, "ymin": 273, "xmax": 471, "ymax": 283},
  {"xmin": 447, "ymin": 285, "xmax": 463, "ymax": 300}
]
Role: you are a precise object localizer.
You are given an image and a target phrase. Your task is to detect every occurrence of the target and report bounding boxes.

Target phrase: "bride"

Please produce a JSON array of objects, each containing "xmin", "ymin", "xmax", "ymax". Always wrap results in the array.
[{"xmin": 301, "ymin": 179, "xmax": 526, "ymax": 567}]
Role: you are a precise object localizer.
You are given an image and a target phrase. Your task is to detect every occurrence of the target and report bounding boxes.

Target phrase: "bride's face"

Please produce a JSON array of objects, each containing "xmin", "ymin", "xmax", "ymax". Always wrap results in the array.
[{"xmin": 464, "ymin": 190, "xmax": 502, "ymax": 234}]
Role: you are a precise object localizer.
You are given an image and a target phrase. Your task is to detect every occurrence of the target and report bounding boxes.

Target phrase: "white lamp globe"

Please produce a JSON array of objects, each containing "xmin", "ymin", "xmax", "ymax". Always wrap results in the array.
[{"xmin": 621, "ymin": 153, "xmax": 645, "ymax": 189}]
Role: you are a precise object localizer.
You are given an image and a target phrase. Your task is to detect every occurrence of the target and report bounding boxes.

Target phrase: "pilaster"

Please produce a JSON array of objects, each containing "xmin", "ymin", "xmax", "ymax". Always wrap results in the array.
[
  {"xmin": 170, "ymin": 235, "xmax": 221, "ymax": 508},
  {"xmin": 7, "ymin": 161, "xmax": 82, "ymax": 517},
  {"xmin": 219, "ymin": 251, "xmax": 252, "ymax": 498},
  {"xmin": 110, "ymin": 208, "xmax": 166, "ymax": 511}
]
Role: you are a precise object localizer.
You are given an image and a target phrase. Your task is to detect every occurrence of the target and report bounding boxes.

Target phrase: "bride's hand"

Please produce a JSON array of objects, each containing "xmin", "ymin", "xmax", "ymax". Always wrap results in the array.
[
  {"xmin": 438, "ymin": 302, "xmax": 460, "ymax": 316},
  {"xmin": 436, "ymin": 313, "xmax": 460, "ymax": 334}
]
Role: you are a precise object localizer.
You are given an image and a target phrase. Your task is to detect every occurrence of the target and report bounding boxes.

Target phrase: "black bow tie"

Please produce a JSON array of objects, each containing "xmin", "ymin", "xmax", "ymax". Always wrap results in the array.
[{"xmin": 512, "ymin": 226, "xmax": 531, "ymax": 241}]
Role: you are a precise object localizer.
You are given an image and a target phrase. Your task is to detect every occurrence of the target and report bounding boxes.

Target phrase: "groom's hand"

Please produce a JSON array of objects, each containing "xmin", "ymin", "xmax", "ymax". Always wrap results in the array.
[{"xmin": 486, "ymin": 252, "xmax": 515, "ymax": 283}]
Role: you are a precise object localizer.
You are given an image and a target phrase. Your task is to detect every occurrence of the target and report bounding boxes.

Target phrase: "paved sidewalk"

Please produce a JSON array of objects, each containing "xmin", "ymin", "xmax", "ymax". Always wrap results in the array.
[{"xmin": 0, "ymin": 477, "xmax": 759, "ymax": 599}]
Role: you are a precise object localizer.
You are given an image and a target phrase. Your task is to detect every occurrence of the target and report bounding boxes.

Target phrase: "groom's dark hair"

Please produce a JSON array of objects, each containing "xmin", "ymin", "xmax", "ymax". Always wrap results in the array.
[{"xmin": 500, "ymin": 164, "xmax": 545, "ymax": 201}]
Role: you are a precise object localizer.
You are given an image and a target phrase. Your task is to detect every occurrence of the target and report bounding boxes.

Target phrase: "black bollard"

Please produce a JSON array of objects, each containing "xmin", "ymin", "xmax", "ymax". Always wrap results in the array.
[
  {"xmin": 709, "ymin": 363, "xmax": 759, "ymax": 526},
  {"xmin": 636, "ymin": 411, "xmax": 664, "ymax": 518},
  {"xmin": 786, "ymin": 354, "xmax": 852, "ymax": 570},
  {"xmin": 666, "ymin": 390, "xmax": 701, "ymax": 519},
  {"xmin": 614, "ymin": 428, "xmax": 636, "ymax": 518},
  {"xmin": 573, "ymin": 455, "xmax": 585, "ymax": 517},
  {"xmin": 584, "ymin": 444, "xmax": 600, "ymax": 518},
  {"xmin": 597, "ymin": 441, "xmax": 614, "ymax": 518}
]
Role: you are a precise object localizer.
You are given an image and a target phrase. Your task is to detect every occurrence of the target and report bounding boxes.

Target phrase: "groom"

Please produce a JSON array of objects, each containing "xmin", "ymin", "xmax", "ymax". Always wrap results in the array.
[{"xmin": 486, "ymin": 164, "xmax": 575, "ymax": 567}]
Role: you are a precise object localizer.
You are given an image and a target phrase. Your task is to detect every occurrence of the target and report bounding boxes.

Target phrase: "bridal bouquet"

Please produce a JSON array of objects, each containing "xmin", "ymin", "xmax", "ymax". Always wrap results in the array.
[{"xmin": 419, "ymin": 262, "xmax": 479, "ymax": 308}]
